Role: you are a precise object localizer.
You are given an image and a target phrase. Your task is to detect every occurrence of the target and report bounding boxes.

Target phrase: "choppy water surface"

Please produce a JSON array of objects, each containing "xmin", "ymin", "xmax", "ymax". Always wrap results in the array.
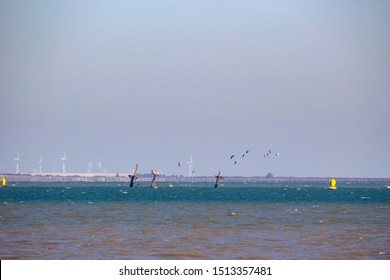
[{"xmin": 0, "ymin": 182, "xmax": 389, "ymax": 259}]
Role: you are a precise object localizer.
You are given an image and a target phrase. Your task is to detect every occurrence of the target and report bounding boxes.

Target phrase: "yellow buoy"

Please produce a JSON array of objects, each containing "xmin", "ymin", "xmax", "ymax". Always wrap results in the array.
[
  {"xmin": 1, "ymin": 177, "xmax": 6, "ymax": 187},
  {"xmin": 328, "ymin": 177, "xmax": 337, "ymax": 190}
]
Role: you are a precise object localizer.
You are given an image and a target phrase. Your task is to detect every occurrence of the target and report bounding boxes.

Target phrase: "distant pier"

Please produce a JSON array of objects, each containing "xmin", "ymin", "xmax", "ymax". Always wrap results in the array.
[{"xmin": 1, "ymin": 173, "xmax": 390, "ymax": 184}]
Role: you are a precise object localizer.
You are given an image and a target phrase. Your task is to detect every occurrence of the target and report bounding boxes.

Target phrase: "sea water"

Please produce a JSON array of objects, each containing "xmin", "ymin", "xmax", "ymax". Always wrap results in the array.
[{"xmin": 0, "ymin": 182, "xmax": 389, "ymax": 259}]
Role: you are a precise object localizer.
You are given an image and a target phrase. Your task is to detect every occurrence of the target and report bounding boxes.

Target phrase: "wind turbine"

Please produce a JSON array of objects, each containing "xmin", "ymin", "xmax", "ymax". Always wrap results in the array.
[
  {"xmin": 37, "ymin": 156, "xmax": 43, "ymax": 174},
  {"xmin": 14, "ymin": 152, "xmax": 20, "ymax": 174},
  {"xmin": 87, "ymin": 160, "xmax": 92, "ymax": 173},
  {"xmin": 96, "ymin": 160, "xmax": 102, "ymax": 172},
  {"xmin": 60, "ymin": 152, "xmax": 67, "ymax": 174},
  {"xmin": 187, "ymin": 154, "xmax": 193, "ymax": 177}
]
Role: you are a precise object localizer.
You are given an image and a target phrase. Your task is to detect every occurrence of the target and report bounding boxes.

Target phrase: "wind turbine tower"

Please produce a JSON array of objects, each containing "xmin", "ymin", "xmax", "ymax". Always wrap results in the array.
[
  {"xmin": 187, "ymin": 154, "xmax": 193, "ymax": 177},
  {"xmin": 87, "ymin": 161, "xmax": 92, "ymax": 173},
  {"xmin": 96, "ymin": 160, "xmax": 102, "ymax": 172},
  {"xmin": 37, "ymin": 156, "xmax": 43, "ymax": 174},
  {"xmin": 60, "ymin": 152, "xmax": 67, "ymax": 174},
  {"xmin": 14, "ymin": 152, "xmax": 20, "ymax": 174}
]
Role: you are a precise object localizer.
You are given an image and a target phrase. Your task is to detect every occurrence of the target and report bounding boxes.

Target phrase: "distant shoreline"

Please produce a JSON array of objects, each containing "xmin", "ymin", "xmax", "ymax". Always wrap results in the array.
[{"xmin": 1, "ymin": 173, "xmax": 390, "ymax": 184}]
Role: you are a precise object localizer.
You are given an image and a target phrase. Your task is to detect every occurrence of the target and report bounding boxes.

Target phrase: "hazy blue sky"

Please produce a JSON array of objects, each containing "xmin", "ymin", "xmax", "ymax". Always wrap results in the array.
[{"xmin": 1, "ymin": 0, "xmax": 389, "ymax": 177}]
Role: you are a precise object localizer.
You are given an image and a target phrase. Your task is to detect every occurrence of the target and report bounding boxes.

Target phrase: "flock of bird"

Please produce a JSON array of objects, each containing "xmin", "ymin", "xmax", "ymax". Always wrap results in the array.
[{"xmin": 230, "ymin": 149, "xmax": 280, "ymax": 165}]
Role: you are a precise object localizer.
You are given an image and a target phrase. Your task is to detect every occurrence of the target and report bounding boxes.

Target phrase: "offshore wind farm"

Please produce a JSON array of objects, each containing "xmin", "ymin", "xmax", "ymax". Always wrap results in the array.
[
  {"xmin": 6, "ymin": 151, "xmax": 198, "ymax": 177},
  {"xmin": 7, "ymin": 151, "xmax": 112, "ymax": 175}
]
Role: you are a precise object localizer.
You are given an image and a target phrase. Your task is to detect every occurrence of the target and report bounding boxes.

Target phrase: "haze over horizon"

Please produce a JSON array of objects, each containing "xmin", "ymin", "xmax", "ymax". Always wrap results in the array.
[{"xmin": 1, "ymin": 0, "xmax": 389, "ymax": 178}]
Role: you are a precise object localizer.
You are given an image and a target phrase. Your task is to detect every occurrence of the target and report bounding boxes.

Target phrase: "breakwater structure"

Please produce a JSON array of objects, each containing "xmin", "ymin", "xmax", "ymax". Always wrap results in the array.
[{"xmin": 1, "ymin": 173, "xmax": 390, "ymax": 184}]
